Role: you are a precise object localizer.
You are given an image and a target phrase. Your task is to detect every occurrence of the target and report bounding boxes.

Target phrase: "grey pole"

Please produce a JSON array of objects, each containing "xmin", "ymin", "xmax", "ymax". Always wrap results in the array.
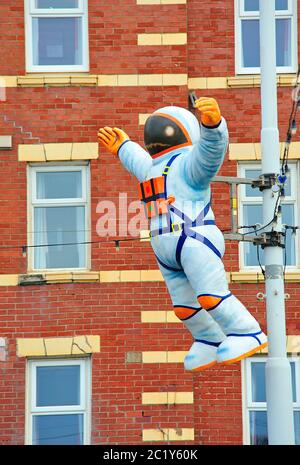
[{"xmin": 259, "ymin": 0, "xmax": 295, "ymax": 445}]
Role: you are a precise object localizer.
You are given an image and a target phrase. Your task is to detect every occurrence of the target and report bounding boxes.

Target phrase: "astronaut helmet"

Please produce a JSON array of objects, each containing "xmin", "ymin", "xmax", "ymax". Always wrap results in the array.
[{"xmin": 144, "ymin": 106, "xmax": 200, "ymax": 158}]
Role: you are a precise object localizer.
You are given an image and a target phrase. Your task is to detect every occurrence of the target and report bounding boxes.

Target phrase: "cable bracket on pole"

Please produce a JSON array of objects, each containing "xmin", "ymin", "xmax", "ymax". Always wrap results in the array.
[
  {"xmin": 253, "ymin": 231, "xmax": 285, "ymax": 249},
  {"xmin": 251, "ymin": 173, "xmax": 277, "ymax": 191}
]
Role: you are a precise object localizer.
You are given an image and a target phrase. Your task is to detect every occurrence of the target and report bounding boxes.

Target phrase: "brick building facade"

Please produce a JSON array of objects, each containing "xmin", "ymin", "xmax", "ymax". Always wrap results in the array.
[{"xmin": 0, "ymin": 0, "xmax": 300, "ymax": 445}]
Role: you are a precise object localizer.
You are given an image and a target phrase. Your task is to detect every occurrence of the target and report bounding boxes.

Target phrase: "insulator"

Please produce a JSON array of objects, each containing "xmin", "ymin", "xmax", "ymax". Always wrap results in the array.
[{"xmin": 277, "ymin": 174, "xmax": 287, "ymax": 185}]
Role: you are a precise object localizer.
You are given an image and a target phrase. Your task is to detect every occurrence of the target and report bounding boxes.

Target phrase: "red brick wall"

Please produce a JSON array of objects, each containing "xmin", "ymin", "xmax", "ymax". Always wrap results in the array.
[
  {"xmin": 89, "ymin": 1, "xmax": 187, "ymax": 75},
  {"xmin": 2, "ymin": 278, "xmax": 299, "ymax": 445},
  {"xmin": 0, "ymin": 2, "xmax": 25, "ymax": 75},
  {"xmin": 188, "ymin": 0, "xmax": 235, "ymax": 77},
  {"xmin": 187, "ymin": 0, "xmax": 300, "ymax": 77},
  {"xmin": 0, "ymin": 281, "xmax": 269, "ymax": 445},
  {"xmin": 0, "ymin": 0, "xmax": 187, "ymax": 76}
]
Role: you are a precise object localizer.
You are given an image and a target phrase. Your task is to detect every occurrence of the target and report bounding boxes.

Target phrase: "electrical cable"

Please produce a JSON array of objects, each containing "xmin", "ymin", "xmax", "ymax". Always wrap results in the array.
[
  {"xmin": 281, "ymin": 65, "xmax": 300, "ymax": 177},
  {"xmin": 241, "ymin": 189, "xmax": 281, "ymax": 237},
  {"xmin": 254, "ymin": 225, "xmax": 265, "ymax": 279},
  {"xmin": 0, "ymin": 225, "xmax": 237, "ymax": 253},
  {"xmin": 0, "ymin": 235, "xmax": 151, "ymax": 253},
  {"xmin": 283, "ymin": 226, "xmax": 288, "ymax": 286},
  {"xmin": 282, "ymin": 225, "xmax": 299, "ymax": 284}
]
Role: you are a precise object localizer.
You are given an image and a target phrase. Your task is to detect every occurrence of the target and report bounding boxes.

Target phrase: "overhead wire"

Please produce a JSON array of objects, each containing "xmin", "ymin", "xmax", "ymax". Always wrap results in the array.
[
  {"xmin": 0, "ymin": 225, "xmax": 236, "ymax": 254},
  {"xmin": 254, "ymin": 224, "xmax": 265, "ymax": 279},
  {"xmin": 281, "ymin": 65, "xmax": 300, "ymax": 178}
]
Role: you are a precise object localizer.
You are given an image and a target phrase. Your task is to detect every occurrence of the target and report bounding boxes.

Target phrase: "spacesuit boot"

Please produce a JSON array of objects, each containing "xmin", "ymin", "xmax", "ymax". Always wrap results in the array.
[
  {"xmin": 174, "ymin": 306, "xmax": 226, "ymax": 372},
  {"xmin": 198, "ymin": 293, "xmax": 268, "ymax": 364}
]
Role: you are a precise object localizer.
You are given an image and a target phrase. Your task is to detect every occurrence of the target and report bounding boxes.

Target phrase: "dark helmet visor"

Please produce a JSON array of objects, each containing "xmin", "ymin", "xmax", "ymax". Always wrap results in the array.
[{"xmin": 144, "ymin": 114, "xmax": 189, "ymax": 157}]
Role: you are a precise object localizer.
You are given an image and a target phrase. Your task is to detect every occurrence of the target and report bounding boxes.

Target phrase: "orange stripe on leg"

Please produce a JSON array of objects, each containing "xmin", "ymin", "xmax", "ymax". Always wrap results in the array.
[
  {"xmin": 198, "ymin": 295, "xmax": 222, "ymax": 310},
  {"xmin": 174, "ymin": 307, "xmax": 199, "ymax": 320}
]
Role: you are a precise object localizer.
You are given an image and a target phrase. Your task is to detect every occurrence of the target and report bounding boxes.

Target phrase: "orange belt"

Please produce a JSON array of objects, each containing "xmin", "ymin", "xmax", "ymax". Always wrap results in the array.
[{"xmin": 138, "ymin": 176, "xmax": 175, "ymax": 219}]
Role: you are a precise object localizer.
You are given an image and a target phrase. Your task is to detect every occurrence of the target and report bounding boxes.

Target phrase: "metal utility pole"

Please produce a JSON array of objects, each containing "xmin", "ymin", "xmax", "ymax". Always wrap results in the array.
[{"xmin": 259, "ymin": 0, "xmax": 295, "ymax": 445}]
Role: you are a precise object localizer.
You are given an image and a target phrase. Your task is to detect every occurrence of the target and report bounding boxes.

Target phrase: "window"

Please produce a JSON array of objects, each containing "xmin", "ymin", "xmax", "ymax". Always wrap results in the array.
[
  {"xmin": 235, "ymin": 0, "xmax": 297, "ymax": 74},
  {"xmin": 242, "ymin": 356, "xmax": 300, "ymax": 444},
  {"xmin": 26, "ymin": 359, "xmax": 91, "ymax": 445},
  {"xmin": 28, "ymin": 164, "xmax": 90, "ymax": 271},
  {"xmin": 25, "ymin": 0, "xmax": 89, "ymax": 72},
  {"xmin": 238, "ymin": 162, "xmax": 299, "ymax": 269}
]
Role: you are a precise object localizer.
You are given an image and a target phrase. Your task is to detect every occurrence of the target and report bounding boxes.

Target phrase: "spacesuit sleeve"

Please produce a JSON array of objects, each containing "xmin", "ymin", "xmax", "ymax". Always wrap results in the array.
[
  {"xmin": 183, "ymin": 117, "xmax": 229, "ymax": 188},
  {"xmin": 117, "ymin": 140, "xmax": 153, "ymax": 182}
]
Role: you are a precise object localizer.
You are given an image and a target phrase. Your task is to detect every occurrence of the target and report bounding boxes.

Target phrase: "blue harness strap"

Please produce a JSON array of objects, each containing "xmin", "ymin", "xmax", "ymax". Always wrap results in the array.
[
  {"xmin": 155, "ymin": 253, "xmax": 182, "ymax": 272},
  {"xmin": 195, "ymin": 339, "xmax": 222, "ymax": 347},
  {"xmin": 226, "ymin": 331, "xmax": 263, "ymax": 345},
  {"xmin": 168, "ymin": 204, "xmax": 216, "ymax": 229},
  {"xmin": 175, "ymin": 232, "xmax": 187, "ymax": 269},
  {"xmin": 162, "ymin": 153, "xmax": 180, "ymax": 235},
  {"xmin": 151, "ymin": 153, "xmax": 222, "ymax": 272},
  {"xmin": 188, "ymin": 230, "xmax": 222, "ymax": 259}
]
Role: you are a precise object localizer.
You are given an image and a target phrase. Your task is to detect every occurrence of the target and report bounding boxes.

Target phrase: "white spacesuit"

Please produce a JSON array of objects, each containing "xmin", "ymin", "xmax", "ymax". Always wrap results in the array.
[{"xmin": 98, "ymin": 99, "xmax": 267, "ymax": 372}]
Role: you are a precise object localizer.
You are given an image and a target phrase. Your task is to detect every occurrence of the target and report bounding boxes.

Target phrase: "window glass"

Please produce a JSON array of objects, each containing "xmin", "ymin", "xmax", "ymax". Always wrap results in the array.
[
  {"xmin": 33, "ymin": 414, "xmax": 83, "ymax": 445},
  {"xmin": 276, "ymin": 18, "xmax": 291, "ymax": 66},
  {"xmin": 243, "ymin": 204, "xmax": 263, "ymax": 266},
  {"xmin": 34, "ymin": 206, "xmax": 86, "ymax": 269},
  {"xmin": 250, "ymin": 410, "xmax": 300, "ymax": 445},
  {"xmin": 276, "ymin": 0, "xmax": 288, "ymax": 10},
  {"xmin": 243, "ymin": 204, "xmax": 295, "ymax": 266},
  {"xmin": 244, "ymin": 0, "xmax": 259, "ymax": 11},
  {"xmin": 243, "ymin": 202, "xmax": 262, "ymax": 230},
  {"xmin": 241, "ymin": 13, "xmax": 292, "ymax": 69},
  {"xmin": 251, "ymin": 361, "xmax": 296, "ymax": 403},
  {"xmin": 245, "ymin": 169, "xmax": 262, "ymax": 197},
  {"xmin": 294, "ymin": 411, "xmax": 300, "ymax": 445},
  {"xmin": 250, "ymin": 410, "xmax": 268, "ymax": 445},
  {"xmin": 251, "ymin": 362, "xmax": 266, "ymax": 402},
  {"xmin": 36, "ymin": 171, "xmax": 82, "ymax": 200},
  {"xmin": 36, "ymin": 365, "xmax": 80, "ymax": 407},
  {"xmin": 282, "ymin": 203, "xmax": 296, "ymax": 265},
  {"xmin": 36, "ymin": 0, "xmax": 79, "ymax": 8},
  {"xmin": 244, "ymin": 0, "xmax": 288, "ymax": 12},
  {"xmin": 32, "ymin": 17, "xmax": 83, "ymax": 66},
  {"xmin": 242, "ymin": 19, "xmax": 260, "ymax": 67}
]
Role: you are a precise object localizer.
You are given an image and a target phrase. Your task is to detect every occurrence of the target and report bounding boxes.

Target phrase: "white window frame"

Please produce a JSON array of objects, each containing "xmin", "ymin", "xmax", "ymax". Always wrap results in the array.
[
  {"xmin": 242, "ymin": 355, "xmax": 300, "ymax": 444},
  {"xmin": 234, "ymin": 0, "xmax": 297, "ymax": 74},
  {"xmin": 25, "ymin": 0, "xmax": 89, "ymax": 72},
  {"xmin": 238, "ymin": 161, "xmax": 299, "ymax": 271},
  {"xmin": 25, "ymin": 358, "xmax": 91, "ymax": 445},
  {"xmin": 27, "ymin": 162, "xmax": 91, "ymax": 272}
]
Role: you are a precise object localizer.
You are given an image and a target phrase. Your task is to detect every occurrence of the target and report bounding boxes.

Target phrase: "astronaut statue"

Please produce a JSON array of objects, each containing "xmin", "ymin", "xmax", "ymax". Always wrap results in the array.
[{"xmin": 98, "ymin": 97, "xmax": 267, "ymax": 372}]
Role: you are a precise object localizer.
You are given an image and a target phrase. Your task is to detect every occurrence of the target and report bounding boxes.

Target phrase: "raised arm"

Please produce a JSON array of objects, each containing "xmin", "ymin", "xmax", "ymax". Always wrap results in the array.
[
  {"xmin": 98, "ymin": 126, "xmax": 153, "ymax": 182},
  {"xmin": 183, "ymin": 98, "xmax": 229, "ymax": 188}
]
